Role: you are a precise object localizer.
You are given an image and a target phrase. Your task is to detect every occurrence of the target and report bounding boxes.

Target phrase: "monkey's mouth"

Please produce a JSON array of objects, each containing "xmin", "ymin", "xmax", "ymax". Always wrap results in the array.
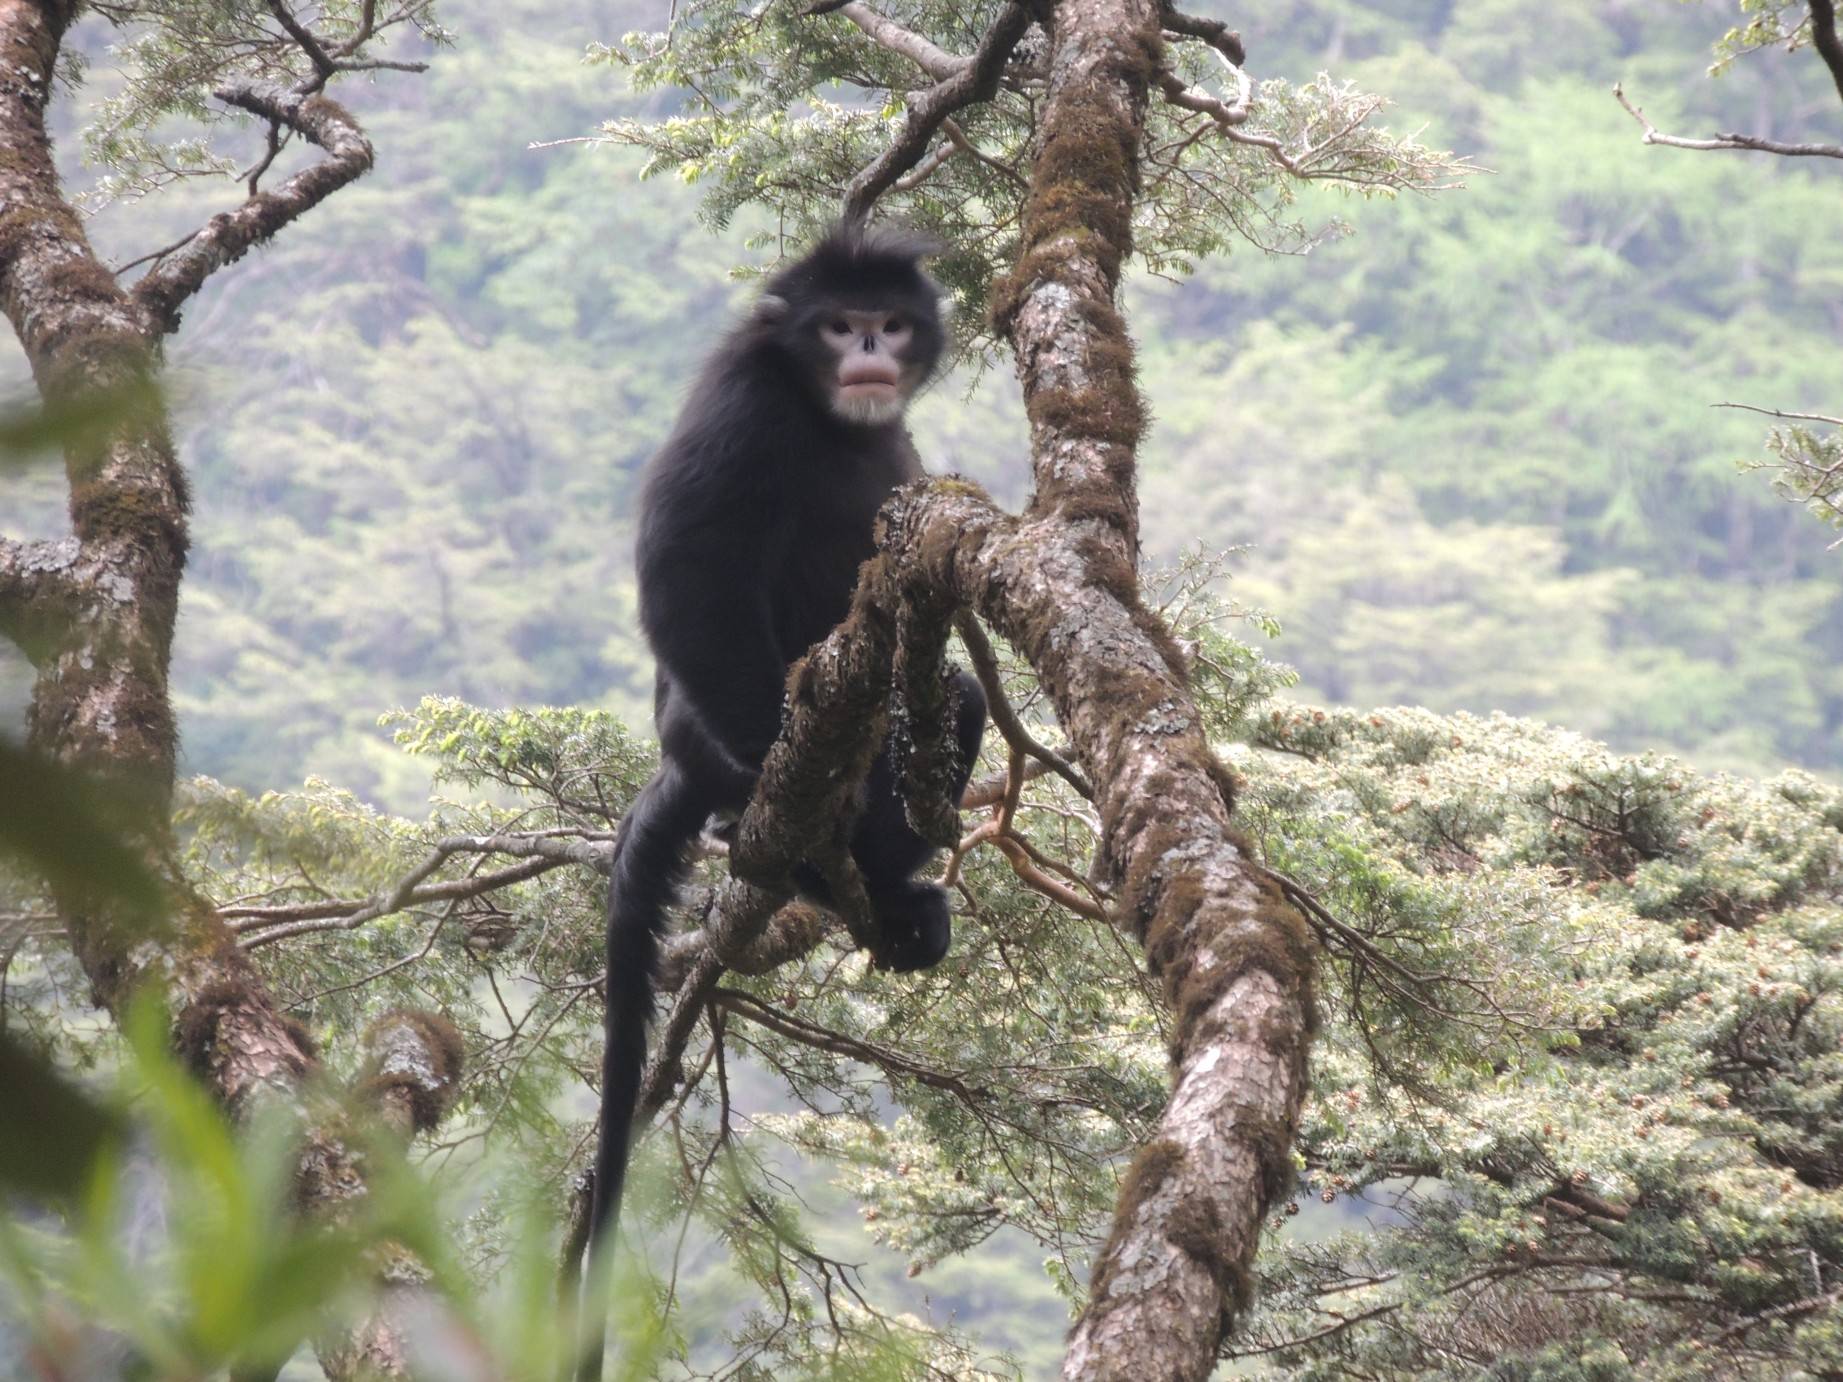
[{"xmin": 833, "ymin": 383, "xmax": 906, "ymax": 425}]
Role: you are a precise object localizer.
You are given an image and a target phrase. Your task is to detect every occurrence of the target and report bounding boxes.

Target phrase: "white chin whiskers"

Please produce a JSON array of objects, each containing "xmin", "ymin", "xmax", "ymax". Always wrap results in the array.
[{"xmin": 833, "ymin": 390, "xmax": 906, "ymax": 426}]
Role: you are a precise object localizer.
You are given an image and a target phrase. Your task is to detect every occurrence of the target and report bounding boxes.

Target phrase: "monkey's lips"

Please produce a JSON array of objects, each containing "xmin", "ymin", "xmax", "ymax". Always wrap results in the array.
[{"xmin": 838, "ymin": 380, "xmax": 900, "ymax": 400}]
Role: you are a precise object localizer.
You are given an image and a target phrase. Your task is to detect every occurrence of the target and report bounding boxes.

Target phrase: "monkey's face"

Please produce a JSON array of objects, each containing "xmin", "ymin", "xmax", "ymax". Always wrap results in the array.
[
  {"xmin": 761, "ymin": 281, "xmax": 944, "ymax": 428},
  {"xmin": 819, "ymin": 308, "xmax": 925, "ymax": 426}
]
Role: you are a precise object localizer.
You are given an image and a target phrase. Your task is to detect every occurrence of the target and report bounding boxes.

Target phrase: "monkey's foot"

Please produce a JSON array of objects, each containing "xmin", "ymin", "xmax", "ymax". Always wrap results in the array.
[{"xmin": 868, "ymin": 881, "xmax": 952, "ymax": 973}]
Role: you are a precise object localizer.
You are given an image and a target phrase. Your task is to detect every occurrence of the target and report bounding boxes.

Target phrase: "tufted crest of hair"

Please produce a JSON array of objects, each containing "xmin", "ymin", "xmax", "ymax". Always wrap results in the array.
[{"xmin": 764, "ymin": 222, "xmax": 943, "ymax": 304}]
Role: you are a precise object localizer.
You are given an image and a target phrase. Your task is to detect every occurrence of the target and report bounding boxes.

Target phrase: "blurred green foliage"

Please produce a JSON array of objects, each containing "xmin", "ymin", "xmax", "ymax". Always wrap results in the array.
[
  {"xmin": 2, "ymin": 0, "xmax": 1835, "ymax": 807},
  {"xmin": 2, "ymin": 0, "xmax": 1841, "ymax": 1374}
]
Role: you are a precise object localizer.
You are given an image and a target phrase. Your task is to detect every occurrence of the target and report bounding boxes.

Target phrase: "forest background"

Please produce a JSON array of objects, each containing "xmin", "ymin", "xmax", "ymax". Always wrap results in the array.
[
  {"xmin": 1, "ymin": 0, "xmax": 1840, "ymax": 1374},
  {"xmin": 4, "ymin": 0, "xmax": 1838, "ymax": 811}
]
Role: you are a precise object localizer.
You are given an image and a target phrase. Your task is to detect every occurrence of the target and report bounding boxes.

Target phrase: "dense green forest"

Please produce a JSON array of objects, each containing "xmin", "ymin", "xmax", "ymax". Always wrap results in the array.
[
  {"xmin": 2, "ymin": 0, "xmax": 1841, "ymax": 1376},
  {"xmin": 4, "ymin": 0, "xmax": 1838, "ymax": 807}
]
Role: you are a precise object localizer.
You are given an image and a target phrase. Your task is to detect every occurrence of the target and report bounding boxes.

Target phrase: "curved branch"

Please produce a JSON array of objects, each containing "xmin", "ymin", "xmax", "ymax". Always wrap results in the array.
[
  {"xmin": 131, "ymin": 86, "xmax": 377, "ymax": 333},
  {"xmin": 1807, "ymin": 0, "xmax": 1843, "ymax": 106},
  {"xmin": 839, "ymin": 1, "xmax": 1033, "ymax": 223},
  {"xmin": 834, "ymin": 1, "xmax": 967, "ymax": 81},
  {"xmin": 1612, "ymin": 82, "xmax": 1843, "ymax": 160},
  {"xmin": 1160, "ymin": 5, "xmax": 1246, "ymax": 66}
]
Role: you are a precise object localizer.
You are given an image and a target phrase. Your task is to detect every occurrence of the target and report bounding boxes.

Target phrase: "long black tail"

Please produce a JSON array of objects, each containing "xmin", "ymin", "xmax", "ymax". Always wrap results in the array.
[{"xmin": 577, "ymin": 763, "xmax": 704, "ymax": 1381}]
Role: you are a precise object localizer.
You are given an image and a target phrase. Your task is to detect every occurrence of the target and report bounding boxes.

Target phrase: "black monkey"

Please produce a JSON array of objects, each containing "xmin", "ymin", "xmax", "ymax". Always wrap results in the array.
[{"xmin": 579, "ymin": 227, "xmax": 986, "ymax": 1374}]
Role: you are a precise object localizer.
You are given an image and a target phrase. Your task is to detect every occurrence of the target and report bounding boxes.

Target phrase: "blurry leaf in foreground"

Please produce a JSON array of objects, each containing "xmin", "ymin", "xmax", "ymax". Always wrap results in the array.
[
  {"xmin": 0, "ymin": 738, "xmax": 170, "ymax": 929},
  {"xmin": 0, "ymin": 375, "xmax": 164, "ymax": 472},
  {"xmin": 0, "ymin": 1029, "xmax": 125, "ymax": 1200}
]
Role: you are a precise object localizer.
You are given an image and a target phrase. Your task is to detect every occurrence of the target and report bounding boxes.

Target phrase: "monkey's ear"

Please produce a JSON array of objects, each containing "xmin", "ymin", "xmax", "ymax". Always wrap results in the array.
[
  {"xmin": 755, "ymin": 293, "xmax": 790, "ymax": 323},
  {"xmin": 934, "ymin": 292, "xmax": 956, "ymax": 322}
]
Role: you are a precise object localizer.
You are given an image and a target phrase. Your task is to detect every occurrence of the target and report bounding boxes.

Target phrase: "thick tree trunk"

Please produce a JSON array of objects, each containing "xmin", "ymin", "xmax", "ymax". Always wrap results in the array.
[
  {"xmin": 719, "ymin": 2, "xmax": 1319, "ymax": 1375},
  {"xmin": 0, "ymin": 6, "xmax": 450, "ymax": 1374}
]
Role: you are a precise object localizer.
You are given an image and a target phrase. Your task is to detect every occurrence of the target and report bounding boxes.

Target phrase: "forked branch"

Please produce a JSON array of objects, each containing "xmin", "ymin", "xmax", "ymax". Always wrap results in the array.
[
  {"xmin": 1612, "ymin": 82, "xmax": 1843, "ymax": 160},
  {"xmin": 131, "ymin": 87, "xmax": 376, "ymax": 332},
  {"xmin": 836, "ymin": 1, "xmax": 1034, "ymax": 222}
]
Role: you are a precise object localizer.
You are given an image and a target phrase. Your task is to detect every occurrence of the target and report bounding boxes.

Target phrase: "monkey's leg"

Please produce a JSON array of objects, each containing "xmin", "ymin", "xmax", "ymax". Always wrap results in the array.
[{"xmin": 848, "ymin": 670, "xmax": 987, "ymax": 972}]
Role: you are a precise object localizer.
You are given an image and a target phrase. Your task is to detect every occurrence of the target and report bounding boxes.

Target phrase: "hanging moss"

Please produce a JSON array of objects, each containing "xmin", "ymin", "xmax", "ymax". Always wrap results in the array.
[
  {"xmin": 1086, "ymin": 1136, "xmax": 1186, "ymax": 1302},
  {"xmin": 356, "ymin": 1009, "xmax": 466, "ymax": 1134}
]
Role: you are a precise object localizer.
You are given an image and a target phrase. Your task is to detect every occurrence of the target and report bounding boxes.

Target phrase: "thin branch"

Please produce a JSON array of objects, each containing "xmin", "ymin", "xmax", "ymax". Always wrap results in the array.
[
  {"xmin": 942, "ymin": 117, "xmax": 1028, "ymax": 188},
  {"xmin": 962, "ymin": 757, "xmax": 1051, "ymax": 809},
  {"xmin": 956, "ymin": 611, "xmax": 1092, "ymax": 798},
  {"xmin": 836, "ymin": 1, "xmax": 1033, "ymax": 222},
  {"xmin": 1709, "ymin": 1285, "xmax": 1843, "ymax": 1347},
  {"xmin": 241, "ymin": 120, "xmax": 289, "ymax": 196},
  {"xmin": 716, "ymin": 986, "xmax": 986, "ymax": 1097},
  {"xmin": 1613, "ymin": 82, "xmax": 1843, "ymax": 160},
  {"xmin": 130, "ymin": 86, "xmax": 377, "ymax": 333},
  {"xmin": 267, "ymin": 0, "xmax": 338, "ymax": 87},
  {"xmin": 636, "ymin": 951, "xmax": 723, "ymax": 1117},
  {"xmin": 231, "ymin": 833, "xmax": 607, "ymax": 948},
  {"xmin": 1156, "ymin": 66, "xmax": 1251, "ymax": 127},
  {"xmin": 1714, "ymin": 401, "xmax": 1843, "ymax": 427},
  {"xmin": 891, "ymin": 140, "xmax": 955, "ymax": 191},
  {"xmin": 111, "ymin": 230, "xmax": 204, "ymax": 277}
]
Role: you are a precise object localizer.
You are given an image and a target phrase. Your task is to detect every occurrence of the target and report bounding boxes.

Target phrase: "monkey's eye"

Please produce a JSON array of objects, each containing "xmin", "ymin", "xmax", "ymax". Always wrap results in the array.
[
  {"xmin": 884, "ymin": 319, "xmax": 906, "ymax": 335},
  {"xmin": 826, "ymin": 319, "xmax": 854, "ymax": 337}
]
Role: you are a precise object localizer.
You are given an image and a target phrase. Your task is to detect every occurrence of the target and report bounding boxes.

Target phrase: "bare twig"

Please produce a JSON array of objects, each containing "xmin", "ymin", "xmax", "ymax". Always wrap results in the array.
[
  {"xmin": 1613, "ymin": 82, "xmax": 1843, "ymax": 160},
  {"xmin": 230, "ymin": 832, "xmax": 608, "ymax": 948},
  {"xmin": 1713, "ymin": 401, "xmax": 1843, "ymax": 427},
  {"xmin": 956, "ymin": 611, "xmax": 1092, "ymax": 799},
  {"xmin": 834, "ymin": 1, "xmax": 1033, "ymax": 222}
]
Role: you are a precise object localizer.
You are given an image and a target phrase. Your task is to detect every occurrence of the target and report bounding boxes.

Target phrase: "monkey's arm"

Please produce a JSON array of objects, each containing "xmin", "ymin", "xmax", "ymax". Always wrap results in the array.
[{"xmin": 642, "ymin": 520, "xmax": 789, "ymax": 780}]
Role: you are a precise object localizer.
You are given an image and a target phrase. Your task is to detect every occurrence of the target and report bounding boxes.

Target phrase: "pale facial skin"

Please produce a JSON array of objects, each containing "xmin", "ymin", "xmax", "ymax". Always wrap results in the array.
[{"xmin": 821, "ymin": 308, "xmax": 917, "ymax": 425}]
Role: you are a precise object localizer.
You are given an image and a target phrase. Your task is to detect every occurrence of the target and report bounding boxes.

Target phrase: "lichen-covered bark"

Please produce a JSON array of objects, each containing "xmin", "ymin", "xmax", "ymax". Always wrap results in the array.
[
  {"xmin": 711, "ymin": 1, "xmax": 1317, "ymax": 1376},
  {"xmin": 996, "ymin": 6, "xmax": 1315, "ymax": 1372},
  {"xmin": 0, "ymin": 6, "xmax": 440, "ymax": 1373}
]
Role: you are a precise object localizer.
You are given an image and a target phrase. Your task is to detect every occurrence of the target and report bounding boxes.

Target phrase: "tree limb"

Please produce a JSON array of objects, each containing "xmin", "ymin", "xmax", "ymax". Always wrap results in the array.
[
  {"xmin": 131, "ymin": 86, "xmax": 377, "ymax": 333},
  {"xmin": 0, "ymin": 535, "xmax": 80, "ymax": 659},
  {"xmin": 834, "ymin": 2, "xmax": 968, "ymax": 81},
  {"xmin": 1159, "ymin": 4, "xmax": 1245, "ymax": 66},
  {"xmin": 1612, "ymin": 82, "xmax": 1843, "ymax": 160},
  {"xmin": 1807, "ymin": 0, "xmax": 1843, "ymax": 106},
  {"xmin": 838, "ymin": 1, "xmax": 1034, "ymax": 223}
]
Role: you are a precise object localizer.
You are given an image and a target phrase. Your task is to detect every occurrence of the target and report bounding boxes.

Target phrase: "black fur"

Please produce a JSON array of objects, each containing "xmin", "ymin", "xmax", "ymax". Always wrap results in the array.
[{"xmin": 578, "ymin": 227, "xmax": 986, "ymax": 1379}]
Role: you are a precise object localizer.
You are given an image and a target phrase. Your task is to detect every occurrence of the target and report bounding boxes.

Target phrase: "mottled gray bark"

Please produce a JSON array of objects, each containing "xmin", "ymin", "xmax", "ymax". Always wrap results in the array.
[
  {"xmin": 699, "ymin": 1, "xmax": 1317, "ymax": 1376},
  {"xmin": 0, "ymin": 3, "xmax": 445, "ymax": 1374}
]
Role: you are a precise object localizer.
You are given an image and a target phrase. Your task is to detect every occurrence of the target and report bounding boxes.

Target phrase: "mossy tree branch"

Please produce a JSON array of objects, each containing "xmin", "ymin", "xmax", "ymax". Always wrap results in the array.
[
  {"xmin": 697, "ymin": 0, "xmax": 1318, "ymax": 1374},
  {"xmin": 0, "ymin": 1, "xmax": 439, "ymax": 1373},
  {"xmin": 131, "ymin": 85, "xmax": 378, "ymax": 333}
]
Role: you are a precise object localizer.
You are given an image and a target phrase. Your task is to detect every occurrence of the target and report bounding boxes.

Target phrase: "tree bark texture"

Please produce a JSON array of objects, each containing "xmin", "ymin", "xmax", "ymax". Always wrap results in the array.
[
  {"xmin": 713, "ymin": 2, "xmax": 1320, "ymax": 1376},
  {"xmin": 0, "ymin": 6, "xmax": 440, "ymax": 1374}
]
